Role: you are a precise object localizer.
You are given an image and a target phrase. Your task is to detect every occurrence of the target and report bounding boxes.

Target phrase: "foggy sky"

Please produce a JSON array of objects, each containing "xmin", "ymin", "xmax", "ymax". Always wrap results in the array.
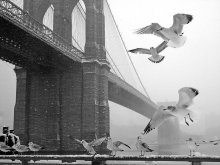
[{"xmin": 108, "ymin": 0, "xmax": 220, "ymax": 136}]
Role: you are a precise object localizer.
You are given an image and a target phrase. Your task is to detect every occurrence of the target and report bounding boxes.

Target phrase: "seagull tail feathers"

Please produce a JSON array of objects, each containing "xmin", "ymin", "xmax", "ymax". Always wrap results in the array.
[{"xmin": 148, "ymin": 55, "xmax": 165, "ymax": 63}]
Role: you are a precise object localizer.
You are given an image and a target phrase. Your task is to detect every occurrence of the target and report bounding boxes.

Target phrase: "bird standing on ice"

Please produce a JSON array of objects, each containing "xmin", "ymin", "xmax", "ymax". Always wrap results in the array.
[
  {"xmin": 0, "ymin": 142, "xmax": 12, "ymax": 153},
  {"xmin": 129, "ymin": 13, "xmax": 193, "ymax": 63},
  {"xmin": 142, "ymin": 87, "xmax": 199, "ymax": 135},
  {"xmin": 28, "ymin": 142, "xmax": 44, "ymax": 154},
  {"xmin": 12, "ymin": 143, "xmax": 29, "ymax": 154},
  {"xmin": 186, "ymin": 138, "xmax": 200, "ymax": 156},
  {"xmin": 136, "ymin": 136, "xmax": 153, "ymax": 156}
]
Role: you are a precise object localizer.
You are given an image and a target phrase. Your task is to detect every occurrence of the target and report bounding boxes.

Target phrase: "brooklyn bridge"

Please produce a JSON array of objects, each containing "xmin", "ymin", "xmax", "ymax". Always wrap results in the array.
[{"xmin": 0, "ymin": 0, "xmax": 180, "ymax": 154}]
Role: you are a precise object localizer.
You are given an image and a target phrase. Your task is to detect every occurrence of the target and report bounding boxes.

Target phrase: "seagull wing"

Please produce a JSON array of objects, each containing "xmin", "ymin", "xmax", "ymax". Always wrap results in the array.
[
  {"xmin": 141, "ymin": 142, "xmax": 150, "ymax": 149},
  {"xmin": 74, "ymin": 138, "xmax": 82, "ymax": 144},
  {"xmin": 32, "ymin": 143, "xmax": 42, "ymax": 149},
  {"xmin": 89, "ymin": 137, "xmax": 106, "ymax": 147},
  {"xmin": 135, "ymin": 23, "xmax": 162, "ymax": 34},
  {"xmin": 128, "ymin": 48, "xmax": 151, "ymax": 54},
  {"xmin": 176, "ymin": 87, "xmax": 199, "ymax": 109},
  {"xmin": 69, "ymin": 135, "xmax": 82, "ymax": 144},
  {"xmin": 142, "ymin": 142, "xmax": 153, "ymax": 152},
  {"xmin": 143, "ymin": 106, "xmax": 174, "ymax": 134},
  {"xmin": 113, "ymin": 141, "xmax": 131, "ymax": 149}
]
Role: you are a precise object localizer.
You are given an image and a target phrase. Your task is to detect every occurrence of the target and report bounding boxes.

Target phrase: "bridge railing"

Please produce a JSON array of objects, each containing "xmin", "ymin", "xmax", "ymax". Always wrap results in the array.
[
  {"xmin": 0, "ymin": 155, "xmax": 220, "ymax": 165},
  {"xmin": 0, "ymin": 0, "xmax": 84, "ymax": 62}
]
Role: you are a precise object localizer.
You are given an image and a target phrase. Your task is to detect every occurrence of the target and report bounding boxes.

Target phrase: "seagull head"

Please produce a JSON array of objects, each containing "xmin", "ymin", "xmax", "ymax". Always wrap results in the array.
[
  {"xmin": 186, "ymin": 138, "xmax": 193, "ymax": 141},
  {"xmin": 167, "ymin": 106, "xmax": 176, "ymax": 111},
  {"xmin": 189, "ymin": 87, "xmax": 199, "ymax": 96},
  {"xmin": 28, "ymin": 142, "xmax": 33, "ymax": 146},
  {"xmin": 186, "ymin": 14, "xmax": 193, "ymax": 24},
  {"xmin": 174, "ymin": 14, "xmax": 193, "ymax": 25}
]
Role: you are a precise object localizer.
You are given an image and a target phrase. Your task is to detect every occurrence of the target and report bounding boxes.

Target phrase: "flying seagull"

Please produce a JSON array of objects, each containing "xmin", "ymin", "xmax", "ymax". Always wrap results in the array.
[
  {"xmin": 106, "ymin": 136, "xmax": 131, "ymax": 156},
  {"xmin": 129, "ymin": 41, "xmax": 167, "ymax": 63},
  {"xmin": 142, "ymin": 87, "xmax": 199, "ymax": 135},
  {"xmin": 136, "ymin": 136, "xmax": 153, "ymax": 156},
  {"xmin": 202, "ymin": 137, "xmax": 220, "ymax": 146},
  {"xmin": 129, "ymin": 13, "xmax": 193, "ymax": 63},
  {"xmin": 70, "ymin": 135, "xmax": 106, "ymax": 155},
  {"xmin": 134, "ymin": 13, "xmax": 193, "ymax": 48}
]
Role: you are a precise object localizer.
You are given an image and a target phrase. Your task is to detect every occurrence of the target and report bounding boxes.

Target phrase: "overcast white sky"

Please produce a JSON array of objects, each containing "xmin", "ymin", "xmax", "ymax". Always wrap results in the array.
[
  {"xmin": 108, "ymin": 0, "xmax": 220, "ymax": 134},
  {"xmin": 0, "ymin": 0, "xmax": 220, "ymax": 135}
]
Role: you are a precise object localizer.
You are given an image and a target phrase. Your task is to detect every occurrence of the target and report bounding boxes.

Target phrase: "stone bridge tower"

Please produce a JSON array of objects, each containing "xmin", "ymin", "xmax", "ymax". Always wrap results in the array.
[{"xmin": 14, "ymin": 0, "xmax": 110, "ymax": 154}]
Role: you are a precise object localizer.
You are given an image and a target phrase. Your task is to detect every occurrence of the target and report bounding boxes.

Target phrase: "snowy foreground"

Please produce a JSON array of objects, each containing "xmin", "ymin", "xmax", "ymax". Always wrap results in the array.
[{"xmin": 0, "ymin": 154, "xmax": 220, "ymax": 163}]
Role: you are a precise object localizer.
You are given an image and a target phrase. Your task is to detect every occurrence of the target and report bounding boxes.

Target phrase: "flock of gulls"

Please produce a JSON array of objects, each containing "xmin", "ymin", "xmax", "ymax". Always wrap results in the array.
[
  {"xmin": 72, "ymin": 134, "xmax": 152, "ymax": 156},
  {"xmin": 129, "ymin": 13, "xmax": 193, "ymax": 63},
  {"xmin": 72, "ymin": 86, "xmax": 201, "ymax": 156},
  {"xmin": 0, "ymin": 13, "xmax": 218, "ymax": 157},
  {"xmin": 0, "ymin": 141, "xmax": 44, "ymax": 154}
]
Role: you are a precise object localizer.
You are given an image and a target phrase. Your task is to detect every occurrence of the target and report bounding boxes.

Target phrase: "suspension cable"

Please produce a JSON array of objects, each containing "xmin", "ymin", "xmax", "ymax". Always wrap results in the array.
[
  {"xmin": 105, "ymin": 48, "xmax": 126, "ymax": 81},
  {"xmin": 76, "ymin": 1, "xmax": 148, "ymax": 97},
  {"xmin": 78, "ymin": 2, "xmax": 126, "ymax": 81},
  {"xmin": 105, "ymin": 1, "xmax": 151, "ymax": 98}
]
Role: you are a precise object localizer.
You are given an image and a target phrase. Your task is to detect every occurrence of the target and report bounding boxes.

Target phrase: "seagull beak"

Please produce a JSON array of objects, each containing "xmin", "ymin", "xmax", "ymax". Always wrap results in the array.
[
  {"xmin": 186, "ymin": 14, "xmax": 193, "ymax": 24},
  {"xmin": 190, "ymin": 87, "xmax": 199, "ymax": 96}
]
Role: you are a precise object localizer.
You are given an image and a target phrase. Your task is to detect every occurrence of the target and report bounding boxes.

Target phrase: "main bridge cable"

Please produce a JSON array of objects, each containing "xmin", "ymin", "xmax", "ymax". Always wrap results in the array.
[
  {"xmin": 105, "ymin": 1, "xmax": 150, "ymax": 98},
  {"xmin": 105, "ymin": 48, "xmax": 126, "ymax": 81},
  {"xmin": 77, "ymin": 2, "xmax": 126, "ymax": 81}
]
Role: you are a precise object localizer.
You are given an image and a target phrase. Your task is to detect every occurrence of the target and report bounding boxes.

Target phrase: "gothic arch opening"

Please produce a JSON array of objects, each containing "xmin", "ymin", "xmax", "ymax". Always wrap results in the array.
[
  {"xmin": 71, "ymin": 0, "xmax": 86, "ymax": 51},
  {"xmin": 43, "ymin": 4, "xmax": 54, "ymax": 31},
  {"xmin": 9, "ymin": 0, "xmax": 23, "ymax": 9}
]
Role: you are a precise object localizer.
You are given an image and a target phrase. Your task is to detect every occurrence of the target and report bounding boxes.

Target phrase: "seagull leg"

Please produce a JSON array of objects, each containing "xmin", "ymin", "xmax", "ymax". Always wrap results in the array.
[
  {"xmin": 184, "ymin": 117, "xmax": 189, "ymax": 126},
  {"xmin": 188, "ymin": 113, "xmax": 194, "ymax": 122}
]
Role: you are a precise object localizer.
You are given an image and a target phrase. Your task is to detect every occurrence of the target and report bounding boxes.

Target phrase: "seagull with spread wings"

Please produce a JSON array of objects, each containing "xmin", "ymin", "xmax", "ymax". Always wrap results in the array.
[
  {"xmin": 129, "ymin": 13, "xmax": 193, "ymax": 63},
  {"xmin": 202, "ymin": 137, "xmax": 220, "ymax": 146},
  {"xmin": 129, "ymin": 42, "xmax": 167, "ymax": 63},
  {"xmin": 70, "ymin": 135, "xmax": 106, "ymax": 155},
  {"xmin": 136, "ymin": 136, "xmax": 153, "ymax": 156},
  {"xmin": 106, "ymin": 136, "xmax": 131, "ymax": 156},
  {"xmin": 142, "ymin": 87, "xmax": 199, "ymax": 135}
]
